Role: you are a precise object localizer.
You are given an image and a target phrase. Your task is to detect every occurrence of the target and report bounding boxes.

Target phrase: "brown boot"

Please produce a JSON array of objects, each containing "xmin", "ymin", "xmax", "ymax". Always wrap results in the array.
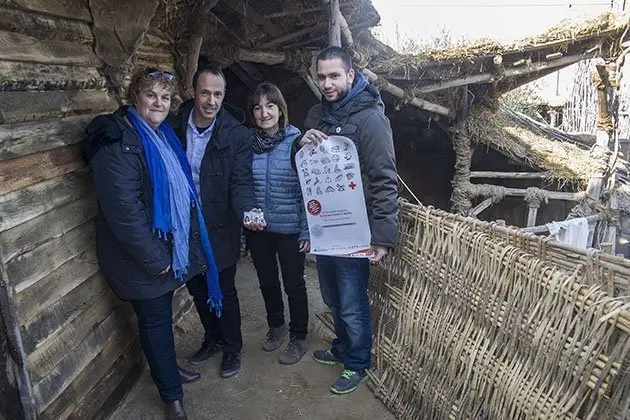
[{"xmin": 164, "ymin": 399, "xmax": 187, "ymax": 420}]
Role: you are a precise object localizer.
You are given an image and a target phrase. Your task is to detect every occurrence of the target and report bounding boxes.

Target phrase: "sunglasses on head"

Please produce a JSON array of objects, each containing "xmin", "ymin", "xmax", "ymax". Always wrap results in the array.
[{"xmin": 147, "ymin": 70, "xmax": 175, "ymax": 81}]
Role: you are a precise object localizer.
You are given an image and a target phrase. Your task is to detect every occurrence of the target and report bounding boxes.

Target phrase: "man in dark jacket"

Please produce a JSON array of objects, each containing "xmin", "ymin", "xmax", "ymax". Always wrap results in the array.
[
  {"xmin": 296, "ymin": 46, "xmax": 398, "ymax": 394},
  {"xmin": 169, "ymin": 64, "xmax": 261, "ymax": 378}
]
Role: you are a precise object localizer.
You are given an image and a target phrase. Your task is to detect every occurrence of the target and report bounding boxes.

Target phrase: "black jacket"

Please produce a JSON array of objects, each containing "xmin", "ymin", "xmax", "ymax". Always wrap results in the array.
[
  {"xmin": 82, "ymin": 106, "xmax": 206, "ymax": 301},
  {"xmin": 300, "ymin": 84, "xmax": 399, "ymax": 248},
  {"xmin": 169, "ymin": 100, "xmax": 257, "ymax": 272}
]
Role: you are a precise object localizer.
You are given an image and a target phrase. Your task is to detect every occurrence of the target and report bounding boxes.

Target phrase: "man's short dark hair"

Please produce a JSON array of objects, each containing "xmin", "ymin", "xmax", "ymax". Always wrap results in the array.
[
  {"xmin": 316, "ymin": 46, "xmax": 353, "ymax": 71},
  {"xmin": 192, "ymin": 63, "xmax": 226, "ymax": 89}
]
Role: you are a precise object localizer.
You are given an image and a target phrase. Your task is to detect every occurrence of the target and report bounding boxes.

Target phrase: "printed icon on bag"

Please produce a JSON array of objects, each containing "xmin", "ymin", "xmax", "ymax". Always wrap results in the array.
[
  {"xmin": 332, "ymin": 154, "xmax": 340, "ymax": 162},
  {"xmin": 346, "ymin": 172, "xmax": 355, "ymax": 180},
  {"xmin": 336, "ymin": 184, "xmax": 345, "ymax": 191},
  {"xmin": 326, "ymin": 186, "xmax": 335, "ymax": 193}
]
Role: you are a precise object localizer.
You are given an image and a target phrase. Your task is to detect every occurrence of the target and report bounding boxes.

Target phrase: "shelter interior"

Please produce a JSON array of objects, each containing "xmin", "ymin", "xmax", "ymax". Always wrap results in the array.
[{"xmin": 0, "ymin": 0, "xmax": 629, "ymax": 418}]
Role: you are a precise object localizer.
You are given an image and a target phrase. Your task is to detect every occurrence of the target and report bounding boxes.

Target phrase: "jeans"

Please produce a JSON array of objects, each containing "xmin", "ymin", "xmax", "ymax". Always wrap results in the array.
[
  {"xmin": 187, "ymin": 265, "xmax": 242, "ymax": 353},
  {"xmin": 130, "ymin": 291, "xmax": 182, "ymax": 403},
  {"xmin": 247, "ymin": 231, "xmax": 308, "ymax": 340},
  {"xmin": 316, "ymin": 255, "xmax": 372, "ymax": 372}
]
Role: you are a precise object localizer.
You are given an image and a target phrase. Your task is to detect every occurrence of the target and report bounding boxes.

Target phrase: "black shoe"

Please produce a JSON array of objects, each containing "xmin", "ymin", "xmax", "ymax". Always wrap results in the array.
[
  {"xmin": 164, "ymin": 399, "xmax": 187, "ymax": 420},
  {"xmin": 220, "ymin": 352, "xmax": 241, "ymax": 378},
  {"xmin": 177, "ymin": 366, "xmax": 201, "ymax": 384},
  {"xmin": 189, "ymin": 342, "xmax": 222, "ymax": 365}
]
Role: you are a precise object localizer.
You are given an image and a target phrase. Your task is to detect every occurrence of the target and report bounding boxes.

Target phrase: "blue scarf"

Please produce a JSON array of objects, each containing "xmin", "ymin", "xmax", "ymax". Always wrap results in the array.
[
  {"xmin": 127, "ymin": 107, "xmax": 222, "ymax": 316},
  {"xmin": 334, "ymin": 71, "xmax": 369, "ymax": 110}
]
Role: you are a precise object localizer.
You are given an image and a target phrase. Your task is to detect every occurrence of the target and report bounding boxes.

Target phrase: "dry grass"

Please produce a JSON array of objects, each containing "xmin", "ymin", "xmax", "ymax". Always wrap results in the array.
[{"xmin": 465, "ymin": 106, "xmax": 598, "ymax": 182}]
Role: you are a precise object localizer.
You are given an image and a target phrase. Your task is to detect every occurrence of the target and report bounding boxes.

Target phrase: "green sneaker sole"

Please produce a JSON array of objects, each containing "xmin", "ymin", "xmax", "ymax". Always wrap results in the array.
[
  {"xmin": 312, "ymin": 353, "xmax": 341, "ymax": 365},
  {"xmin": 329, "ymin": 375, "xmax": 367, "ymax": 395}
]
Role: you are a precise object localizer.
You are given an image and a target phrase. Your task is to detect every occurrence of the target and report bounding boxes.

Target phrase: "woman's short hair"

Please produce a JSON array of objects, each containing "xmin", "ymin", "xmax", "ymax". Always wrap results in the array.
[
  {"xmin": 126, "ymin": 67, "xmax": 179, "ymax": 107},
  {"xmin": 247, "ymin": 82, "xmax": 289, "ymax": 128}
]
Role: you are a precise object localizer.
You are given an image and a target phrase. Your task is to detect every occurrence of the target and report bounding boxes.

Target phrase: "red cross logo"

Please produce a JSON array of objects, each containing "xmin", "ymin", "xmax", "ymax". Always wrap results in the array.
[{"xmin": 349, "ymin": 182, "xmax": 357, "ymax": 190}]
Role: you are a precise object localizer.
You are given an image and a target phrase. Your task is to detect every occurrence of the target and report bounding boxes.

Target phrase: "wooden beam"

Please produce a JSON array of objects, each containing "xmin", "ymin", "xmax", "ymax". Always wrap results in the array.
[
  {"xmin": 465, "ymin": 183, "xmax": 585, "ymax": 201},
  {"xmin": 362, "ymin": 68, "xmax": 453, "ymax": 117},
  {"xmin": 230, "ymin": 63, "xmax": 259, "ymax": 90},
  {"xmin": 0, "ymin": 61, "xmax": 106, "ymax": 92},
  {"xmin": 283, "ymin": 16, "xmax": 378, "ymax": 49},
  {"xmin": 0, "ymin": 146, "xmax": 84, "ymax": 196},
  {"xmin": 0, "ymin": 0, "xmax": 92, "ymax": 22},
  {"xmin": 0, "ymin": 6, "xmax": 94, "ymax": 43},
  {"xmin": 303, "ymin": 73, "xmax": 322, "ymax": 101},
  {"xmin": 469, "ymin": 171, "xmax": 552, "ymax": 179},
  {"xmin": 470, "ymin": 197, "xmax": 495, "ymax": 217},
  {"xmin": 238, "ymin": 49, "xmax": 286, "ymax": 65},
  {"xmin": 259, "ymin": 25, "xmax": 320, "ymax": 49},
  {"xmin": 209, "ymin": 11, "xmax": 246, "ymax": 46},
  {"xmin": 0, "ymin": 90, "xmax": 117, "ymax": 124},
  {"xmin": 522, "ymin": 214, "xmax": 602, "ymax": 233},
  {"xmin": 0, "ymin": 115, "xmax": 92, "ymax": 162},
  {"xmin": 0, "ymin": 169, "xmax": 93, "ymax": 232},
  {"xmin": 221, "ymin": 0, "xmax": 283, "ymax": 38},
  {"xmin": 329, "ymin": 0, "xmax": 341, "ymax": 47},
  {"xmin": 526, "ymin": 206, "xmax": 539, "ymax": 227},
  {"xmin": 0, "ymin": 30, "xmax": 100, "ymax": 66}
]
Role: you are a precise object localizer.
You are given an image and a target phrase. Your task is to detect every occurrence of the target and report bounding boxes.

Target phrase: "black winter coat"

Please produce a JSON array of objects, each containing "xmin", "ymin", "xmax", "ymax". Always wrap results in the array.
[
  {"xmin": 82, "ymin": 106, "xmax": 206, "ymax": 301},
  {"xmin": 169, "ymin": 100, "xmax": 257, "ymax": 272},
  {"xmin": 298, "ymin": 84, "xmax": 399, "ymax": 249}
]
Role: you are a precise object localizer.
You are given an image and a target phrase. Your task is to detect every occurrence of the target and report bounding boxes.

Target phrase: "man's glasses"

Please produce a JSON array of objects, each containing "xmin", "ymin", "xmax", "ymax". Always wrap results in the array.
[{"xmin": 147, "ymin": 70, "xmax": 175, "ymax": 81}]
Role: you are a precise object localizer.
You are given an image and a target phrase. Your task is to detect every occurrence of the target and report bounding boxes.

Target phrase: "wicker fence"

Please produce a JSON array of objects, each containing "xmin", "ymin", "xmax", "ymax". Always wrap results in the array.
[{"xmin": 368, "ymin": 202, "xmax": 630, "ymax": 419}]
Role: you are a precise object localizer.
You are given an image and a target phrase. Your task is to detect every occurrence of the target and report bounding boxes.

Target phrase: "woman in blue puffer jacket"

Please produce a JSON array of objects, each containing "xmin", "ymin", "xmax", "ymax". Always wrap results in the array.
[{"xmin": 246, "ymin": 82, "xmax": 310, "ymax": 365}]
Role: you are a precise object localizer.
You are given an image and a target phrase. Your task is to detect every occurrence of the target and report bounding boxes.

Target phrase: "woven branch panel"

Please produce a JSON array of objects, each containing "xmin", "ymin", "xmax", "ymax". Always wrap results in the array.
[{"xmin": 368, "ymin": 203, "xmax": 630, "ymax": 419}]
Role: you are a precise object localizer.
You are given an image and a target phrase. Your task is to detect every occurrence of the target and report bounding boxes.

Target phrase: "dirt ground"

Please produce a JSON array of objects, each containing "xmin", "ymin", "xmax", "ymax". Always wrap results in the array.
[{"xmin": 110, "ymin": 257, "xmax": 395, "ymax": 420}]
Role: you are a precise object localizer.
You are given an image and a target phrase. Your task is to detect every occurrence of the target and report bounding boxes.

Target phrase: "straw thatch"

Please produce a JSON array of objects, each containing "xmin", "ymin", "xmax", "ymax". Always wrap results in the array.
[
  {"xmin": 465, "ymin": 106, "xmax": 600, "ymax": 182},
  {"xmin": 367, "ymin": 201, "xmax": 630, "ymax": 419}
]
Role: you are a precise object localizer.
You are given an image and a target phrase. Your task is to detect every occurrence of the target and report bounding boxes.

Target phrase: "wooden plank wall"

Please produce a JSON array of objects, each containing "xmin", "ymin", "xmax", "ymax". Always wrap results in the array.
[{"xmin": 0, "ymin": 1, "xmax": 188, "ymax": 418}]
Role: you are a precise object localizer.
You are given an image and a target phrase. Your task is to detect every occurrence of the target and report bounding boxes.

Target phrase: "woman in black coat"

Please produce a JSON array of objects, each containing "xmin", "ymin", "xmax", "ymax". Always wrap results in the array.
[{"xmin": 82, "ymin": 68, "xmax": 221, "ymax": 420}]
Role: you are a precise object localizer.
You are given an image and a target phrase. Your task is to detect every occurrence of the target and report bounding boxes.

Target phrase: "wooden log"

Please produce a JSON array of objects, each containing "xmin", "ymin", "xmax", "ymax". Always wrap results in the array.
[
  {"xmin": 5, "ymin": 220, "xmax": 95, "ymax": 294},
  {"xmin": 303, "ymin": 73, "xmax": 322, "ymax": 101},
  {"xmin": 0, "ymin": 0, "xmax": 92, "ymax": 22},
  {"xmin": 259, "ymin": 25, "xmax": 320, "ymax": 49},
  {"xmin": 184, "ymin": 36, "xmax": 203, "ymax": 94},
  {"xmin": 40, "ymin": 331, "xmax": 141, "ymax": 420},
  {"xmin": 283, "ymin": 16, "xmax": 378, "ymax": 49},
  {"xmin": 0, "ymin": 114, "xmax": 92, "ymax": 161},
  {"xmin": 465, "ymin": 184, "xmax": 585, "ymax": 201},
  {"xmin": 522, "ymin": 214, "xmax": 602, "ymax": 233},
  {"xmin": 329, "ymin": 0, "xmax": 341, "ymax": 47},
  {"xmin": 0, "ymin": 145, "xmax": 84, "ymax": 196},
  {"xmin": 0, "ymin": 30, "xmax": 100, "ymax": 66},
  {"xmin": 65, "ymin": 338, "xmax": 143, "ymax": 420},
  {"xmin": 0, "ymin": 90, "xmax": 116, "ymax": 124},
  {"xmin": 134, "ymin": 50, "xmax": 175, "ymax": 68},
  {"xmin": 20, "ymin": 272, "xmax": 109, "ymax": 355},
  {"xmin": 142, "ymin": 33, "xmax": 172, "ymax": 50},
  {"xmin": 469, "ymin": 171, "xmax": 552, "ymax": 179},
  {"xmin": 221, "ymin": 0, "xmax": 283, "ymax": 38},
  {"xmin": 527, "ymin": 206, "xmax": 539, "ymax": 227},
  {"xmin": 238, "ymin": 49, "xmax": 286, "ymax": 66},
  {"xmin": 470, "ymin": 197, "xmax": 495, "ymax": 217},
  {"xmin": 12, "ymin": 246, "xmax": 98, "ymax": 323},
  {"xmin": 0, "ymin": 61, "xmax": 106, "ymax": 92},
  {"xmin": 362, "ymin": 68, "xmax": 453, "ymax": 117},
  {"xmin": 0, "ymin": 169, "xmax": 93, "ymax": 232},
  {"xmin": 0, "ymin": 6, "xmax": 93, "ymax": 43},
  {"xmin": 0, "ymin": 193, "xmax": 96, "ymax": 263},
  {"xmin": 25, "ymin": 286, "xmax": 117, "ymax": 382},
  {"xmin": 32, "ymin": 303, "xmax": 135, "ymax": 414}
]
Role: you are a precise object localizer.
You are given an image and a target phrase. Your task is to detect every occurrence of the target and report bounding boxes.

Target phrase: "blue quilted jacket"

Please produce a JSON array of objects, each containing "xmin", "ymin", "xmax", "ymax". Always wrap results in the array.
[{"xmin": 252, "ymin": 125, "xmax": 309, "ymax": 240}]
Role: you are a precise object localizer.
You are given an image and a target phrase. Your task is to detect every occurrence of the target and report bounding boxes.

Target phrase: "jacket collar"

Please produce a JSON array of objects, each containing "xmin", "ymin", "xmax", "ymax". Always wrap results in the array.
[{"xmin": 178, "ymin": 100, "xmax": 245, "ymax": 150}]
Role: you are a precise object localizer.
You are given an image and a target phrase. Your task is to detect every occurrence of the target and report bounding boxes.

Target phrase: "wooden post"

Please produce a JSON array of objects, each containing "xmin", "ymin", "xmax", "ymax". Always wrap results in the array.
[
  {"xmin": 450, "ymin": 86, "xmax": 472, "ymax": 214},
  {"xmin": 329, "ymin": 0, "xmax": 341, "ymax": 47}
]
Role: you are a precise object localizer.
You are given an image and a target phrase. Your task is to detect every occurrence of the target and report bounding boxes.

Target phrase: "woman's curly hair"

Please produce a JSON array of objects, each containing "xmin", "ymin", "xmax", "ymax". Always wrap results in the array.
[{"xmin": 126, "ymin": 67, "xmax": 181, "ymax": 110}]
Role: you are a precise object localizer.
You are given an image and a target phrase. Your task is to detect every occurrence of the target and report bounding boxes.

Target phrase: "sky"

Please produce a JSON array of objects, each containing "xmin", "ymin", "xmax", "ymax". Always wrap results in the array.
[
  {"xmin": 369, "ymin": 0, "xmax": 624, "ymax": 102},
  {"xmin": 370, "ymin": 0, "xmax": 619, "ymax": 50}
]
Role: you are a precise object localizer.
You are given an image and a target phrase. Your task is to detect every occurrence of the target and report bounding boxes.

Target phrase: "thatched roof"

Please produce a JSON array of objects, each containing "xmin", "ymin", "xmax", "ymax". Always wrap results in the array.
[{"xmin": 466, "ymin": 106, "xmax": 600, "ymax": 182}]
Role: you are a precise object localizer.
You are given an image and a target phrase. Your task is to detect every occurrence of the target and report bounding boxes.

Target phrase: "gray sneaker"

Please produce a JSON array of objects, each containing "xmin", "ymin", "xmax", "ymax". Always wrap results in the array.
[
  {"xmin": 330, "ymin": 369, "xmax": 367, "ymax": 394},
  {"xmin": 262, "ymin": 324, "xmax": 288, "ymax": 351},
  {"xmin": 279, "ymin": 336, "xmax": 308, "ymax": 365}
]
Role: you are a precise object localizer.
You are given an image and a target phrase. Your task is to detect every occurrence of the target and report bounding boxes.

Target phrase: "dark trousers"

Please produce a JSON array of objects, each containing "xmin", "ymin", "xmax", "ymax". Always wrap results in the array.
[
  {"xmin": 187, "ymin": 265, "xmax": 242, "ymax": 353},
  {"xmin": 316, "ymin": 256, "xmax": 372, "ymax": 371},
  {"xmin": 247, "ymin": 231, "xmax": 308, "ymax": 340},
  {"xmin": 130, "ymin": 291, "xmax": 182, "ymax": 403}
]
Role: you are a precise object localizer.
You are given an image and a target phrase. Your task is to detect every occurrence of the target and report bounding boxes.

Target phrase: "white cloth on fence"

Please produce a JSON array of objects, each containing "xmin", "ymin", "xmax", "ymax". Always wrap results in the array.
[{"xmin": 546, "ymin": 217, "xmax": 590, "ymax": 249}]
